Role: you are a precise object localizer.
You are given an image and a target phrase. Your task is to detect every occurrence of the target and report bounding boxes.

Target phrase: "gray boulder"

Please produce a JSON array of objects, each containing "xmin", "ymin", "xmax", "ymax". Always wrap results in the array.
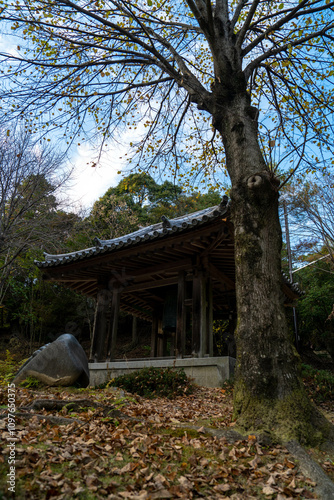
[{"xmin": 13, "ymin": 334, "xmax": 89, "ymax": 387}]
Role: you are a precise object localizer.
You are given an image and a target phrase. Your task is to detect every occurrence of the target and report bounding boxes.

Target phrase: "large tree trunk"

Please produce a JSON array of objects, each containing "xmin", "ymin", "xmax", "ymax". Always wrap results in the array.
[{"xmin": 214, "ymin": 91, "xmax": 334, "ymax": 445}]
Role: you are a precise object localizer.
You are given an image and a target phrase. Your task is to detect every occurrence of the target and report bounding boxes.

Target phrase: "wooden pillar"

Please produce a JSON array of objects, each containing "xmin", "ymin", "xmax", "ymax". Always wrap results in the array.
[
  {"xmin": 170, "ymin": 332, "xmax": 175, "ymax": 356},
  {"xmin": 162, "ymin": 331, "xmax": 168, "ymax": 356},
  {"xmin": 152, "ymin": 307, "xmax": 163, "ymax": 357},
  {"xmin": 151, "ymin": 312, "xmax": 158, "ymax": 357},
  {"xmin": 157, "ymin": 318, "xmax": 164, "ymax": 357},
  {"xmin": 90, "ymin": 283, "xmax": 111, "ymax": 362},
  {"xmin": 206, "ymin": 277, "xmax": 214, "ymax": 357},
  {"xmin": 192, "ymin": 269, "xmax": 207, "ymax": 357},
  {"xmin": 176, "ymin": 271, "xmax": 186, "ymax": 358},
  {"xmin": 132, "ymin": 315, "xmax": 138, "ymax": 344},
  {"xmin": 106, "ymin": 284, "xmax": 120, "ymax": 361}
]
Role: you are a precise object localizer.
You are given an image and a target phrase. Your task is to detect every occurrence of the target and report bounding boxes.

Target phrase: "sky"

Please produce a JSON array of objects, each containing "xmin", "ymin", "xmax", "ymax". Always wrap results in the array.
[
  {"xmin": 66, "ymin": 143, "xmax": 124, "ymax": 211},
  {"xmin": 0, "ymin": 33, "xmax": 124, "ymax": 211}
]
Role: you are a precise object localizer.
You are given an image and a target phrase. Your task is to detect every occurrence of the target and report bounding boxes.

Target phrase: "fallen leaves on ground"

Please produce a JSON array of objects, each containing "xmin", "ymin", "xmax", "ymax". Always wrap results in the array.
[{"xmin": 0, "ymin": 385, "xmax": 332, "ymax": 499}]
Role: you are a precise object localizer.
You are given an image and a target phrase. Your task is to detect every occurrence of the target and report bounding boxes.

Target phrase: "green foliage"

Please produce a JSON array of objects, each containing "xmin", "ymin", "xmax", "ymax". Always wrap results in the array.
[
  {"xmin": 88, "ymin": 173, "xmax": 178, "ymax": 240},
  {"xmin": 296, "ymin": 259, "xmax": 334, "ymax": 356},
  {"xmin": 0, "ymin": 129, "xmax": 93, "ymax": 342},
  {"xmin": 0, "ymin": 350, "xmax": 22, "ymax": 386},
  {"xmin": 101, "ymin": 367, "xmax": 194, "ymax": 399},
  {"xmin": 115, "ymin": 173, "xmax": 160, "ymax": 207},
  {"xmin": 213, "ymin": 319, "xmax": 229, "ymax": 355},
  {"xmin": 89, "ymin": 189, "xmax": 142, "ymax": 240},
  {"xmin": 2, "ymin": 254, "xmax": 93, "ymax": 344},
  {"xmin": 19, "ymin": 376, "xmax": 44, "ymax": 389},
  {"xmin": 87, "ymin": 174, "xmax": 223, "ymax": 241},
  {"xmin": 149, "ymin": 189, "xmax": 222, "ymax": 222},
  {"xmin": 301, "ymin": 364, "xmax": 334, "ymax": 404}
]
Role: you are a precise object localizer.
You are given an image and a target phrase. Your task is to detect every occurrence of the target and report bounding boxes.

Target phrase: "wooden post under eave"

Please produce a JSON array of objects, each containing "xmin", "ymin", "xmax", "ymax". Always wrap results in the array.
[
  {"xmin": 206, "ymin": 276, "xmax": 214, "ymax": 357},
  {"xmin": 157, "ymin": 317, "xmax": 164, "ymax": 357},
  {"xmin": 90, "ymin": 285, "xmax": 111, "ymax": 362},
  {"xmin": 132, "ymin": 315, "xmax": 138, "ymax": 344},
  {"xmin": 192, "ymin": 269, "xmax": 207, "ymax": 357},
  {"xmin": 151, "ymin": 312, "xmax": 158, "ymax": 357},
  {"xmin": 106, "ymin": 285, "xmax": 120, "ymax": 361},
  {"xmin": 176, "ymin": 270, "xmax": 186, "ymax": 358}
]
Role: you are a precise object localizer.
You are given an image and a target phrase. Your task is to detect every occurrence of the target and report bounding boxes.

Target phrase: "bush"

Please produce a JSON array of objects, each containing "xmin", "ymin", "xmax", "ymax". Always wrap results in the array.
[
  {"xmin": 301, "ymin": 363, "xmax": 334, "ymax": 403},
  {"xmin": 101, "ymin": 366, "xmax": 194, "ymax": 399},
  {"xmin": 0, "ymin": 352, "xmax": 43, "ymax": 388},
  {"xmin": 19, "ymin": 376, "xmax": 44, "ymax": 389},
  {"xmin": 0, "ymin": 351, "xmax": 22, "ymax": 386}
]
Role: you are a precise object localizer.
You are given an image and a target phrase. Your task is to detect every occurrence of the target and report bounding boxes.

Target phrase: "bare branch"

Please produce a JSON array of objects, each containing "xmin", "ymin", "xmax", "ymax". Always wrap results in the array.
[
  {"xmin": 236, "ymin": 0, "xmax": 262, "ymax": 48},
  {"xmin": 245, "ymin": 22, "xmax": 334, "ymax": 79}
]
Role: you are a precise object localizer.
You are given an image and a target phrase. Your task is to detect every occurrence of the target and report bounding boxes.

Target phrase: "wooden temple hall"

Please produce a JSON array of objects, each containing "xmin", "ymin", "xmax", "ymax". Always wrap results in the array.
[{"xmin": 36, "ymin": 198, "xmax": 300, "ymax": 362}]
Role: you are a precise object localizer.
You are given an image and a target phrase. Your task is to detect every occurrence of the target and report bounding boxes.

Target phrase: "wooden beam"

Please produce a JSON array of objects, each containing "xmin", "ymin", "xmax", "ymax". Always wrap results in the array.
[
  {"xmin": 77, "ymin": 260, "xmax": 192, "ymax": 294},
  {"xmin": 157, "ymin": 318, "xmax": 164, "ymax": 357},
  {"xmin": 132, "ymin": 315, "xmax": 138, "ymax": 344},
  {"xmin": 120, "ymin": 298, "xmax": 153, "ymax": 317},
  {"xmin": 208, "ymin": 263, "xmax": 235, "ymax": 290},
  {"xmin": 106, "ymin": 286, "xmax": 120, "ymax": 361},
  {"xmin": 72, "ymin": 281, "xmax": 97, "ymax": 295},
  {"xmin": 130, "ymin": 258, "xmax": 192, "ymax": 278},
  {"xmin": 200, "ymin": 225, "xmax": 230, "ymax": 258},
  {"xmin": 176, "ymin": 271, "xmax": 186, "ymax": 358},
  {"xmin": 120, "ymin": 305, "xmax": 151, "ymax": 321},
  {"xmin": 206, "ymin": 277, "xmax": 214, "ymax": 356},
  {"xmin": 89, "ymin": 284, "xmax": 111, "ymax": 362},
  {"xmin": 151, "ymin": 312, "xmax": 159, "ymax": 357},
  {"xmin": 124, "ymin": 276, "xmax": 178, "ymax": 293},
  {"xmin": 192, "ymin": 269, "xmax": 207, "ymax": 357}
]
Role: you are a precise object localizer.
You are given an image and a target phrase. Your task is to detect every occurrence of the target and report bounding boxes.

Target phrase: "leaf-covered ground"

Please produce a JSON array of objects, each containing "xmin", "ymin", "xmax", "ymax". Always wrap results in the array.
[{"xmin": 0, "ymin": 385, "xmax": 333, "ymax": 499}]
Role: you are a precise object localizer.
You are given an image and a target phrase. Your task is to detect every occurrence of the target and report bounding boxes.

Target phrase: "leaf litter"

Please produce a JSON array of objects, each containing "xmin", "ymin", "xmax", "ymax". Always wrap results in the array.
[{"xmin": 0, "ymin": 385, "xmax": 333, "ymax": 499}]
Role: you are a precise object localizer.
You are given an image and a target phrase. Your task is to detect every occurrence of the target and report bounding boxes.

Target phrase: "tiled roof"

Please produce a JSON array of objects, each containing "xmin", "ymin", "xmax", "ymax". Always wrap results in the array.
[
  {"xmin": 36, "ymin": 196, "xmax": 230, "ymax": 269},
  {"xmin": 282, "ymin": 272, "xmax": 304, "ymax": 296}
]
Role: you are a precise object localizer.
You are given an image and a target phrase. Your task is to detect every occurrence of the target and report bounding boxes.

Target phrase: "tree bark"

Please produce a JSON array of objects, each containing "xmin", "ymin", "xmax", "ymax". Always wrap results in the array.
[{"xmin": 214, "ymin": 90, "xmax": 334, "ymax": 445}]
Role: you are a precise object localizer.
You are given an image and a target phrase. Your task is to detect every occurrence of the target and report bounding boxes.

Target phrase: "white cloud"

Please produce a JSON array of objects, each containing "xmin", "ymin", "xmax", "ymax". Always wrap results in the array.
[
  {"xmin": 67, "ymin": 143, "xmax": 124, "ymax": 211},
  {"xmin": 67, "ymin": 122, "xmax": 149, "ymax": 211}
]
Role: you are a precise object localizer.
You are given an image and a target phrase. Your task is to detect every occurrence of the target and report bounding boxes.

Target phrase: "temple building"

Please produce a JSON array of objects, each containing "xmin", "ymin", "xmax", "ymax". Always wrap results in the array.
[{"xmin": 36, "ymin": 197, "xmax": 300, "ymax": 386}]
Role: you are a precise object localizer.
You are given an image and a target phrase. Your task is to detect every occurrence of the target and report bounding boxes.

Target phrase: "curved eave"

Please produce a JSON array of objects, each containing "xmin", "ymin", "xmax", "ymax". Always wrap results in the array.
[
  {"xmin": 35, "ymin": 202, "xmax": 230, "ymax": 270},
  {"xmin": 282, "ymin": 272, "xmax": 304, "ymax": 303}
]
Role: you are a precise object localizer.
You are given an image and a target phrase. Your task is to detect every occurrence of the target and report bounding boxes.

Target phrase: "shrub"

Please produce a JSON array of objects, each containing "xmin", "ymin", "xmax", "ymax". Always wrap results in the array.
[
  {"xmin": 101, "ymin": 366, "xmax": 194, "ymax": 399},
  {"xmin": 301, "ymin": 363, "xmax": 334, "ymax": 403},
  {"xmin": 19, "ymin": 376, "xmax": 44, "ymax": 389},
  {"xmin": 0, "ymin": 351, "xmax": 22, "ymax": 386}
]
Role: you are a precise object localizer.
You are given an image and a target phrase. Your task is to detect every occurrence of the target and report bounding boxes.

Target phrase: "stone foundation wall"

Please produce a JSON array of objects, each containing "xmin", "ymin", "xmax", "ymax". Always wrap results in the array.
[{"xmin": 89, "ymin": 356, "xmax": 235, "ymax": 388}]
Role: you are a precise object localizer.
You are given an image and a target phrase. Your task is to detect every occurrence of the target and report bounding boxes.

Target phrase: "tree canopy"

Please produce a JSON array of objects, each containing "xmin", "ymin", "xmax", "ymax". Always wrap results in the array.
[
  {"xmin": 284, "ymin": 175, "xmax": 334, "ymax": 262},
  {"xmin": 0, "ymin": 1, "xmax": 333, "ymax": 186},
  {"xmin": 0, "ymin": 128, "xmax": 91, "ymax": 343},
  {"xmin": 73, "ymin": 172, "xmax": 221, "ymax": 243},
  {"xmin": 0, "ymin": 128, "xmax": 71, "ymax": 284},
  {"xmin": 296, "ymin": 256, "xmax": 334, "ymax": 361}
]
